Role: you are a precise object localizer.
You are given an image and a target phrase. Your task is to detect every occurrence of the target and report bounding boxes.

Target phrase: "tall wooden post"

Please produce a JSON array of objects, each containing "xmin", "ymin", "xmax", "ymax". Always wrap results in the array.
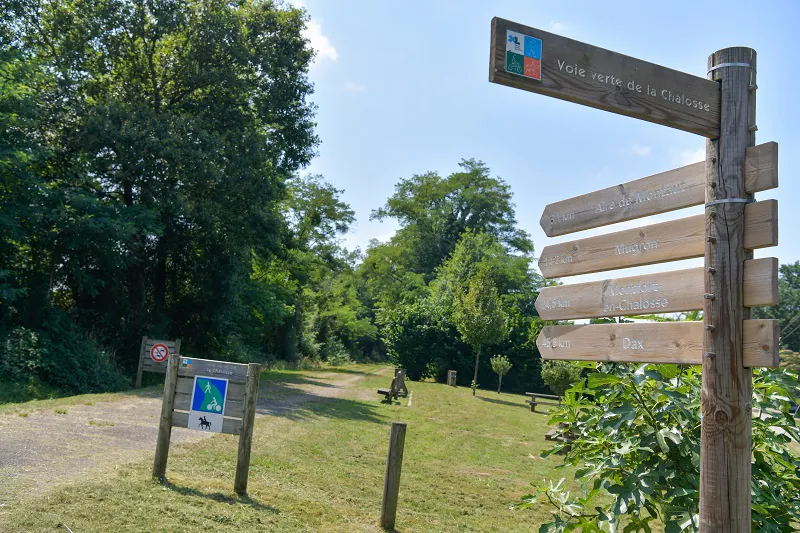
[
  {"xmin": 234, "ymin": 363, "xmax": 261, "ymax": 495},
  {"xmin": 380, "ymin": 422, "xmax": 407, "ymax": 530},
  {"xmin": 701, "ymin": 47, "xmax": 756, "ymax": 530},
  {"xmin": 153, "ymin": 354, "xmax": 180, "ymax": 479}
]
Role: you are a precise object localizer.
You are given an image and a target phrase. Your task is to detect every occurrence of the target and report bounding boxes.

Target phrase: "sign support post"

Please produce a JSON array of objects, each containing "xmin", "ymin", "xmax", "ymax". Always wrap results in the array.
[
  {"xmin": 234, "ymin": 363, "xmax": 261, "ymax": 495},
  {"xmin": 700, "ymin": 47, "xmax": 757, "ymax": 530},
  {"xmin": 153, "ymin": 354, "xmax": 180, "ymax": 479}
]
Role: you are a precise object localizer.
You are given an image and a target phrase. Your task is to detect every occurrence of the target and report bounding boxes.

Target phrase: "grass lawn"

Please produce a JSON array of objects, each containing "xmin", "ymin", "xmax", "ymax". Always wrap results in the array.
[{"xmin": 0, "ymin": 365, "xmax": 576, "ymax": 532}]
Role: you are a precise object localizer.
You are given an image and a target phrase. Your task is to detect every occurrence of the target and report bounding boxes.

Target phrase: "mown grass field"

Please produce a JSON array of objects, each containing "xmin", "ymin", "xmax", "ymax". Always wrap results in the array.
[{"xmin": 0, "ymin": 365, "xmax": 579, "ymax": 532}]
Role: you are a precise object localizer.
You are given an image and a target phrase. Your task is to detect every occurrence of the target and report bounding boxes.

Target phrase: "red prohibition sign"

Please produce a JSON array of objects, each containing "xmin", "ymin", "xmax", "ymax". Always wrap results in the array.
[{"xmin": 150, "ymin": 343, "xmax": 169, "ymax": 363}]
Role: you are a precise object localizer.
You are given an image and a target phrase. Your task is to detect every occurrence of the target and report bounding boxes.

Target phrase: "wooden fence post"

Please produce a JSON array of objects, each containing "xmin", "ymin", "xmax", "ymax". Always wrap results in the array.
[
  {"xmin": 234, "ymin": 363, "xmax": 261, "ymax": 496},
  {"xmin": 700, "ymin": 47, "xmax": 757, "ymax": 530},
  {"xmin": 135, "ymin": 335, "xmax": 147, "ymax": 388},
  {"xmin": 380, "ymin": 422, "xmax": 407, "ymax": 530},
  {"xmin": 153, "ymin": 354, "xmax": 180, "ymax": 479}
]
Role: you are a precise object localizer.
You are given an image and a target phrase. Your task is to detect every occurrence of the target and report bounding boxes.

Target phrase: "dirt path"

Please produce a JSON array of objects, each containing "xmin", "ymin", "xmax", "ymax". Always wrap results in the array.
[{"xmin": 0, "ymin": 366, "xmax": 388, "ymax": 509}]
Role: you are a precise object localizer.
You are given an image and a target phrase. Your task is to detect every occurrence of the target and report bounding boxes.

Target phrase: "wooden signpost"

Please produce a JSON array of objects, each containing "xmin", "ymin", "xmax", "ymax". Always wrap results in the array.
[
  {"xmin": 540, "ymin": 142, "xmax": 777, "ymax": 237},
  {"xmin": 537, "ymin": 320, "xmax": 778, "ymax": 367},
  {"xmin": 153, "ymin": 355, "xmax": 261, "ymax": 495},
  {"xmin": 538, "ymin": 199, "xmax": 777, "ymax": 278},
  {"xmin": 536, "ymin": 257, "xmax": 778, "ymax": 320},
  {"xmin": 489, "ymin": 18, "xmax": 721, "ymax": 137},
  {"xmin": 490, "ymin": 17, "xmax": 779, "ymax": 529},
  {"xmin": 136, "ymin": 336, "xmax": 181, "ymax": 388}
]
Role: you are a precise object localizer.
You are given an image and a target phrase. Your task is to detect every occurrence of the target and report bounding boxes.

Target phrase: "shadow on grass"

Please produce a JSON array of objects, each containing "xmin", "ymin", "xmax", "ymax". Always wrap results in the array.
[
  {"xmin": 161, "ymin": 480, "xmax": 279, "ymax": 514},
  {"xmin": 476, "ymin": 396, "xmax": 529, "ymax": 409},
  {"xmin": 254, "ymin": 369, "xmax": 388, "ymax": 424}
]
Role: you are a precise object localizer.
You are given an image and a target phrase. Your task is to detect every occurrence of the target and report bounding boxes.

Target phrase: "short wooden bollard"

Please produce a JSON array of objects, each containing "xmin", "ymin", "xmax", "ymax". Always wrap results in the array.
[
  {"xmin": 447, "ymin": 370, "xmax": 457, "ymax": 386},
  {"xmin": 380, "ymin": 422, "xmax": 407, "ymax": 530}
]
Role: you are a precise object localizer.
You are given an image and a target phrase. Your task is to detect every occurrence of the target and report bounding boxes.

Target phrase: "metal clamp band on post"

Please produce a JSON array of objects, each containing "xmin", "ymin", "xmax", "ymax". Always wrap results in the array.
[
  {"xmin": 705, "ymin": 198, "xmax": 755, "ymax": 208},
  {"xmin": 708, "ymin": 62, "xmax": 756, "ymax": 75}
]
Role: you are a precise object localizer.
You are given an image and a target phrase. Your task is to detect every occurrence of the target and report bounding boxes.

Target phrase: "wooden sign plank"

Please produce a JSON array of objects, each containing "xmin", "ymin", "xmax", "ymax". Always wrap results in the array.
[
  {"xmin": 538, "ymin": 200, "xmax": 777, "ymax": 278},
  {"xmin": 540, "ymin": 142, "xmax": 778, "ymax": 237},
  {"xmin": 537, "ymin": 320, "xmax": 778, "ymax": 367},
  {"xmin": 172, "ymin": 410, "xmax": 242, "ymax": 435},
  {"xmin": 536, "ymin": 257, "xmax": 778, "ymax": 320},
  {"xmin": 489, "ymin": 17, "xmax": 721, "ymax": 137},
  {"xmin": 176, "ymin": 357, "xmax": 250, "ymax": 383}
]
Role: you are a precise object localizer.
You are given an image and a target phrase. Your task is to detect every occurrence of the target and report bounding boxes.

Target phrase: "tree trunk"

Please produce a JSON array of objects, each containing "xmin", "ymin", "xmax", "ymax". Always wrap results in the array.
[
  {"xmin": 472, "ymin": 345, "xmax": 481, "ymax": 396},
  {"xmin": 498, "ymin": 375, "xmax": 503, "ymax": 394}
]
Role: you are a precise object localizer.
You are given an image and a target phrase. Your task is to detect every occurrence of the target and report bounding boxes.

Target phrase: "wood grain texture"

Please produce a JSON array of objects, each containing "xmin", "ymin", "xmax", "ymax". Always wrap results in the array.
[
  {"xmin": 537, "ymin": 320, "xmax": 777, "ymax": 367},
  {"xmin": 535, "ymin": 257, "xmax": 778, "ymax": 320},
  {"xmin": 175, "ymin": 357, "xmax": 249, "ymax": 382},
  {"xmin": 153, "ymin": 355, "xmax": 179, "ymax": 479},
  {"xmin": 135, "ymin": 336, "xmax": 147, "ymax": 388},
  {"xmin": 171, "ymin": 410, "xmax": 242, "ymax": 436},
  {"xmin": 700, "ymin": 47, "xmax": 757, "ymax": 530},
  {"xmin": 539, "ymin": 142, "xmax": 777, "ymax": 237},
  {"xmin": 538, "ymin": 199, "xmax": 777, "ymax": 278},
  {"xmin": 489, "ymin": 17, "xmax": 720, "ymax": 137},
  {"xmin": 447, "ymin": 370, "xmax": 457, "ymax": 387},
  {"xmin": 380, "ymin": 422, "xmax": 407, "ymax": 531},
  {"xmin": 234, "ymin": 363, "xmax": 261, "ymax": 495}
]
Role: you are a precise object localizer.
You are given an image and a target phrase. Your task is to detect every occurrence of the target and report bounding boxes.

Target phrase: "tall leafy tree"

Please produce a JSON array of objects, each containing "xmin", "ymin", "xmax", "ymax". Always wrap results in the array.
[
  {"xmin": 754, "ymin": 261, "xmax": 800, "ymax": 351},
  {"xmin": 1, "ymin": 0, "xmax": 320, "ymax": 386},
  {"xmin": 366, "ymin": 158, "xmax": 533, "ymax": 287},
  {"xmin": 453, "ymin": 269, "xmax": 507, "ymax": 396}
]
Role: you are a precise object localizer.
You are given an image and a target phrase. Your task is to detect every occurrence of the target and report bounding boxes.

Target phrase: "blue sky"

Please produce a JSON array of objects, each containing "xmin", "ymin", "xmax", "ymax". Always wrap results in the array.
[{"xmin": 297, "ymin": 0, "xmax": 798, "ymax": 285}]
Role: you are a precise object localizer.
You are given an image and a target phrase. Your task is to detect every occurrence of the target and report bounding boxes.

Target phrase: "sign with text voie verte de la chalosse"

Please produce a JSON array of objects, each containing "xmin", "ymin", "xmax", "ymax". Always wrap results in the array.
[
  {"xmin": 187, "ymin": 367, "xmax": 229, "ymax": 433},
  {"xmin": 490, "ymin": 17, "xmax": 721, "ymax": 137}
]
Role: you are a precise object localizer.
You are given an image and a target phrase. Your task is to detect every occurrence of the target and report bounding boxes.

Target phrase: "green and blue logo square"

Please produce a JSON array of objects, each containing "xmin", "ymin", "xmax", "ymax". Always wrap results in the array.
[{"xmin": 505, "ymin": 30, "xmax": 542, "ymax": 81}]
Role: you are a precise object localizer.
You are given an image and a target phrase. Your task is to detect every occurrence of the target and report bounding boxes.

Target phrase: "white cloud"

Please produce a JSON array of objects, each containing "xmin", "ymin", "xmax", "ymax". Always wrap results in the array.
[
  {"xmin": 343, "ymin": 82, "xmax": 367, "ymax": 93},
  {"xmin": 303, "ymin": 20, "xmax": 337, "ymax": 63},
  {"xmin": 674, "ymin": 148, "xmax": 705, "ymax": 166},
  {"xmin": 549, "ymin": 21, "xmax": 569, "ymax": 33},
  {"xmin": 631, "ymin": 144, "xmax": 652, "ymax": 157}
]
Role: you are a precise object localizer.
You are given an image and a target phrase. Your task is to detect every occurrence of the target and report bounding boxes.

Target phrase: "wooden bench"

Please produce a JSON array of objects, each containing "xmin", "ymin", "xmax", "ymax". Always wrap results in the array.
[
  {"xmin": 525, "ymin": 392, "xmax": 561, "ymax": 412},
  {"xmin": 378, "ymin": 369, "xmax": 409, "ymax": 402}
]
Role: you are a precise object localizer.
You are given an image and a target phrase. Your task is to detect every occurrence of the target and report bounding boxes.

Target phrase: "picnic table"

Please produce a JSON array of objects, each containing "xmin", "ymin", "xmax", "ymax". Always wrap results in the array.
[{"xmin": 525, "ymin": 392, "xmax": 561, "ymax": 412}]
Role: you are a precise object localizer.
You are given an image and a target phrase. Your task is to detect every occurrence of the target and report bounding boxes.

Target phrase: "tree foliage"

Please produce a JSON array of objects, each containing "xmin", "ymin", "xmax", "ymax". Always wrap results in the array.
[
  {"xmin": 541, "ymin": 360, "xmax": 583, "ymax": 396},
  {"xmin": 0, "ymin": 0, "xmax": 375, "ymax": 394},
  {"xmin": 490, "ymin": 354, "xmax": 512, "ymax": 393},
  {"xmin": 754, "ymin": 261, "xmax": 800, "ymax": 352}
]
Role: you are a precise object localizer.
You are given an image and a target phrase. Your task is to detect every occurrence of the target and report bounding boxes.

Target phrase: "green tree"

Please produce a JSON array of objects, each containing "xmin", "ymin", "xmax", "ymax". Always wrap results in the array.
[
  {"xmin": 371, "ymin": 159, "xmax": 532, "ymax": 279},
  {"xmin": 453, "ymin": 270, "xmax": 508, "ymax": 396},
  {"xmin": 429, "ymin": 230, "xmax": 545, "ymax": 393},
  {"xmin": 490, "ymin": 354, "xmax": 512, "ymax": 393},
  {"xmin": 754, "ymin": 261, "xmax": 800, "ymax": 352},
  {"xmin": 1, "ymin": 0, "xmax": 321, "ymax": 392}
]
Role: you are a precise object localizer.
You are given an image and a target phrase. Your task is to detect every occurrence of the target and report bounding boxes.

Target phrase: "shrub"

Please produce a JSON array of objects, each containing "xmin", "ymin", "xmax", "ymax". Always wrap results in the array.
[
  {"xmin": 321, "ymin": 338, "xmax": 353, "ymax": 366},
  {"xmin": 37, "ymin": 313, "xmax": 128, "ymax": 394},
  {"xmin": 1, "ymin": 327, "xmax": 42, "ymax": 383},
  {"xmin": 540, "ymin": 360, "xmax": 582, "ymax": 396},
  {"xmin": 517, "ymin": 364, "xmax": 800, "ymax": 531}
]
